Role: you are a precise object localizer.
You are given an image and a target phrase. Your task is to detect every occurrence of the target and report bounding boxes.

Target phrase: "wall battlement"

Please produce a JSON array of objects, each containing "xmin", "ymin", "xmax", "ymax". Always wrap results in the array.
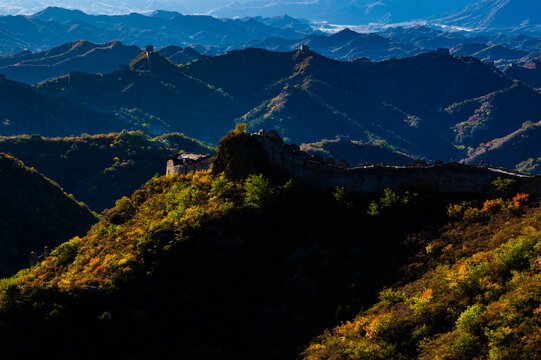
[
  {"xmin": 252, "ymin": 130, "xmax": 541, "ymax": 195},
  {"xmin": 167, "ymin": 153, "xmax": 211, "ymax": 175}
]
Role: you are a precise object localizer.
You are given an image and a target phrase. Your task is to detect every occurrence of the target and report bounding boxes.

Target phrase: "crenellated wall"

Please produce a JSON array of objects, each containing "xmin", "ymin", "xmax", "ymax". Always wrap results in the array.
[{"xmin": 252, "ymin": 130, "xmax": 541, "ymax": 195}]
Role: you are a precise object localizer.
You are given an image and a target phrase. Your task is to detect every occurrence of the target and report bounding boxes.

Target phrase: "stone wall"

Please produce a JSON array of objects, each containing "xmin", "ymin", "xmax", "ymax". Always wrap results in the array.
[
  {"xmin": 166, "ymin": 154, "xmax": 211, "ymax": 175},
  {"xmin": 252, "ymin": 130, "xmax": 541, "ymax": 195}
]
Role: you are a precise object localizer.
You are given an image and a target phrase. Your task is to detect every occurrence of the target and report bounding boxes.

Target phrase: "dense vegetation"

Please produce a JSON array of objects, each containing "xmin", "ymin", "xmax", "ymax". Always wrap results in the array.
[
  {"xmin": 0, "ymin": 129, "xmax": 538, "ymax": 359},
  {"xmin": 304, "ymin": 194, "xmax": 541, "ymax": 359},
  {"xmin": 0, "ymin": 131, "xmax": 213, "ymax": 211},
  {"xmin": 0, "ymin": 153, "xmax": 96, "ymax": 278},
  {"xmin": 0, "ymin": 128, "xmax": 456, "ymax": 358}
]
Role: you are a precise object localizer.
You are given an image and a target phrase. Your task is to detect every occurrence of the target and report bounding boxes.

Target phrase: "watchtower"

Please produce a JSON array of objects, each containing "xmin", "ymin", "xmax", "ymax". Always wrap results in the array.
[
  {"xmin": 300, "ymin": 45, "xmax": 310, "ymax": 53},
  {"xmin": 146, "ymin": 45, "xmax": 154, "ymax": 53}
]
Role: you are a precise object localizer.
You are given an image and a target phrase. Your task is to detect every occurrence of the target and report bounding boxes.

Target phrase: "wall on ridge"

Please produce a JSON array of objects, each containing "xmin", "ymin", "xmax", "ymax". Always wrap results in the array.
[{"xmin": 252, "ymin": 130, "xmax": 541, "ymax": 195}]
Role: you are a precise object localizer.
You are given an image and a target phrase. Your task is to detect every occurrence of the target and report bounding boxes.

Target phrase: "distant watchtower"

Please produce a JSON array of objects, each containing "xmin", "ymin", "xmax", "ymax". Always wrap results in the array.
[
  {"xmin": 300, "ymin": 45, "xmax": 310, "ymax": 53},
  {"xmin": 145, "ymin": 45, "xmax": 154, "ymax": 72},
  {"xmin": 436, "ymin": 48, "xmax": 450, "ymax": 56}
]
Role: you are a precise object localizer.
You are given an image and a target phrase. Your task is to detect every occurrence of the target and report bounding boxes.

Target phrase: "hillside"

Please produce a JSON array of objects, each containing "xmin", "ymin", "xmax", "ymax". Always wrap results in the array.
[
  {"xmin": 472, "ymin": 44, "xmax": 529, "ymax": 62},
  {"xmin": 300, "ymin": 139, "xmax": 416, "ymax": 166},
  {"xmin": 33, "ymin": 47, "xmax": 540, "ymax": 164},
  {"xmin": 464, "ymin": 120, "xmax": 541, "ymax": 174},
  {"xmin": 304, "ymin": 190, "xmax": 540, "ymax": 359},
  {"xmin": 0, "ymin": 77, "xmax": 123, "ymax": 137},
  {"xmin": 0, "ymin": 131, "xmax": 213, "ymax": 212},
  {"xmin": 0, "ymin": 40, "xmax": 141, "ymax": 84},
  {"xmin": 0, "ymin": 153, "xmax": 96, "ymax": 278},
  {"xmin": 0, "ymin": 128, "xmax": 538, "ymax": 359},
  {"xmin": 35, "ymin": 51, "xmax": 241, "ymax": 142},
  {"xmin": 504, "ymin": 60, "xmax": 541, "ymax": 88},
  {"xmin": 444, "ymin": 82, "xmax": 541, "ymax": 147}
]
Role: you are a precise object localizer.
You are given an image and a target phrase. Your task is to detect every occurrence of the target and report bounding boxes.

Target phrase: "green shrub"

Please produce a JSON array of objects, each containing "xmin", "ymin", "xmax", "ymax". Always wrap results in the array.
[
  {"xmin": 492, "ymin": 177, "xmax": 517, "ymax": 198},
  {"xmin": 51, "ymin": 237, "xmax": 82, "ymax": 266},
  {"xmin": 456, "ymin": 304, "xmax": 484, "ymax": 332},
  {"xmin": 244, "ymin": 174, "xmax": 274, "ymax": 208}
]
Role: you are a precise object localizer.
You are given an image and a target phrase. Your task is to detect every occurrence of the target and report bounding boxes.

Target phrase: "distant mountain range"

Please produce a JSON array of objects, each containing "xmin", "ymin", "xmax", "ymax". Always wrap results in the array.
[
  {"xmin": 0, "ymin": 7, "xmax": 315, "ymax": 56},
  {"xmin": 9, "ymin": 47, "xmax": 536, "ymax": 173},
  {"xmin": 0, "ymin": 40, "xmax": 202, "ymax": 84},
  {"xmin": 2, "ymin": 1, "xmax": 539, "ymax": 33},
  {"xmin": 438, "ymin": 0, "xmax": 541, "ymax": 33},
  {"xmin": 2, "ymin": 24, "xmax": 540, "ymax": 85}
]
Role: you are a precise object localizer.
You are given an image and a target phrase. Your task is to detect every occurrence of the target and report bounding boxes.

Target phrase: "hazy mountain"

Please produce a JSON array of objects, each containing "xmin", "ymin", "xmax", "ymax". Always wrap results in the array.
[
  {"xmin": 451, "ymin": 42, "xmax": 489, "ymax": 56},
  {"xmin": 440, "ymin": 0, "xmax": 541, "ymax": 32},
  {"xmin": 504, "ymin": 59, "xmax": 541, "ymax": 88},
  {"xmin": 0, "ymin": 7, "xmax": 314, "ymax": 56},
  {"xmin": 0, "ymin": 41, "xmax": 203, "ymax": 84},
  {"xmin": 208, "ymin": 0, "xmax": 479, "ymax": 24},
  {"xmin": 221, "ymin": 28, "xmax": 419, "ymax": 61},
  {"xmin": 0, "ymin": 40, "xmax": 141, "ymax": 84},
  {"xmin": 0, "ymin": 1, "xmax": 479, "ymax": 23}
]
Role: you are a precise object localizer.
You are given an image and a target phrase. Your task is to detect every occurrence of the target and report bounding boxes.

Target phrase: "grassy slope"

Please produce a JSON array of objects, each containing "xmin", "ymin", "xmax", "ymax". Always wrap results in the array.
[
  {"xmin": 0, "ymin": 131, "xmax": 213, "ymax": 212},
  {"xmin": 464, "ymin": 120, "xmax": 541, "ymax": 174},
  {"xmin": 0, "ymin": 129, "xmax": 455, "ymax": 359},
  {"xmin": 303, "ymin": 195, "xmax": 541, "ymax": 360},
  {"xmin": 0, "ymin": 130, "xmax": 538, "ymax": 359},
  {"xmin": 0, "ymin": 153, "xmax": 96, "ymax": 278}
]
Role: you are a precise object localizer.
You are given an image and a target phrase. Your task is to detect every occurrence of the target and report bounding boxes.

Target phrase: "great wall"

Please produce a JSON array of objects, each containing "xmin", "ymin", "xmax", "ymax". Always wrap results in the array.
[{"xmin": 168, "ymin": 129, "xmax": 541, "ymax": 196}]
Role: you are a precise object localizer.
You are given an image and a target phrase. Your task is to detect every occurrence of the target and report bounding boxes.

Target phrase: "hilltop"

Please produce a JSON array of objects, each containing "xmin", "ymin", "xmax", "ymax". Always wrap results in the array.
[
  {"xmin": 0, "ymin": 131, "xmax": 213, "ymax": 211},
  {"xmin": 0, "ymin": 153, "xmax": 96, "ymax": 278}
]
